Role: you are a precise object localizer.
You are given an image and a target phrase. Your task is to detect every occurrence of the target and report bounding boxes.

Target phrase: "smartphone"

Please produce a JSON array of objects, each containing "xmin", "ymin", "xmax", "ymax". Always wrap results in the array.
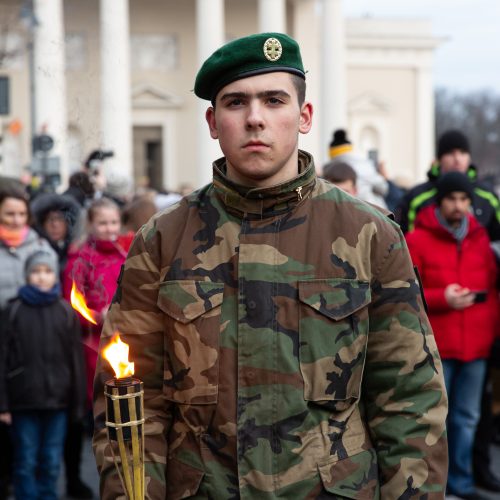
[{"xmin": 472, "ymin": 290, "xmax": 487, "ymax": 303}]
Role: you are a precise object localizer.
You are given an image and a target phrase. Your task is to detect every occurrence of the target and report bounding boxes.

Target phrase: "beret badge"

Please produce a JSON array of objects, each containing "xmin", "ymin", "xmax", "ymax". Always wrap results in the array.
[{"xmin": 263, "ymin": 37, "xmax": 282, "ymax": 62}]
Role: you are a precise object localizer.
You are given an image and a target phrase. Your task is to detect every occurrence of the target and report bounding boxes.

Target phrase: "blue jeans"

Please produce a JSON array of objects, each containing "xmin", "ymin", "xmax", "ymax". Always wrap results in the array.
[
  {"xmin": 442, "ymin": 358, "xmax": 487, "ymax": 495},
  {"xmin": 11, "ymin": 409, "xmax": 68, "ymax": 500}
]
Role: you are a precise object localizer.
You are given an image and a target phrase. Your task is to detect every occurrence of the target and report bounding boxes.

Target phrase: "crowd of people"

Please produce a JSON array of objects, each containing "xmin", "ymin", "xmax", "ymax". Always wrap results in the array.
[
  {"xmin": 0, "ymin": 165, "xmax": 187, "ymax": 499},
  {"xmin": 0, "ymin": 30, "xmax": 499, "ymax": 500}
]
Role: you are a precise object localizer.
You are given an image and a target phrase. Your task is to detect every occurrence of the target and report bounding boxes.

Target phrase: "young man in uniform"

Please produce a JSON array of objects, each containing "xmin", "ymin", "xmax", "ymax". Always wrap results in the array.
[{"xmin": 93, "ymin": 33, "xmax": 448, "ymax": 499}]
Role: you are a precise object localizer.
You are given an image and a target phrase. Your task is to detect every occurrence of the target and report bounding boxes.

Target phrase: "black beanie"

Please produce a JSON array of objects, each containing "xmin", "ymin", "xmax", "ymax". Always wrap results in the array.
[
  {"xmin": 329, "ymin": 129, "xmax": 351, "ymax": 148},
  {"xmin": 436, "ymin": 172, "xmax": 474, "ymax": 204},
  {"xmin": 437, "ymin": 130, "xmax": 470, "ymax": 158}
]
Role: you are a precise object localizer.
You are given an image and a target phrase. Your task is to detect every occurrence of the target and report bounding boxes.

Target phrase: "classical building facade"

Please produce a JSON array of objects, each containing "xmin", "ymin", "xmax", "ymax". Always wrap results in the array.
[{"xmin": 0, "ymin": 0, "xmax": 443, "ymax": 192}]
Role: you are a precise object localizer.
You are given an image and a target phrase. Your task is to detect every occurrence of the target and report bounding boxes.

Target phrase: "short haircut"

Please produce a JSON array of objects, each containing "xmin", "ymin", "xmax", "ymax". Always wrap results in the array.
[
  {"xmin": 290, "ymin": 74, "xmax": 306, "ymax": 107},
  {"xmin": 322, "ymin": 161, "xmax": 357, "ymax": 185}
]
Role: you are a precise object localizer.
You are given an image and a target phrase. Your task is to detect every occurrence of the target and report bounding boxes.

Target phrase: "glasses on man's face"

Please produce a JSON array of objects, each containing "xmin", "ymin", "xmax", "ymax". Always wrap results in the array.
[{"xmin": 46, "ymin": 214, "xmax": 66, "ymax": 224}]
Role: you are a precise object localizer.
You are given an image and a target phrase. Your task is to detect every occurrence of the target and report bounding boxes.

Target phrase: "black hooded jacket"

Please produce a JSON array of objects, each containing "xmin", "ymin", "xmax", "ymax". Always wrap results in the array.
[
  {"xmin": 30, "ymin": 193, "xmax": 82, "ymax": 270},
  {"xmin": 395, "ymin": 163, "xmax": 500, "ymax": 242},
  {"xmin": 0, "ymin": 298, "xmax": 86, "ymax": 420}
]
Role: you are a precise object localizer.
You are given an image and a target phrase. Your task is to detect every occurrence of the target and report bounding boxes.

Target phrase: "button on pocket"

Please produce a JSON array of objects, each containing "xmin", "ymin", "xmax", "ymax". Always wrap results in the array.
[
  {"xmin": 298, "ymin": 279, "xmax": 371, "ymax": 409},
  {"xmin": 157, "ymin": 280, "xmax": 224, "ymax": 404}
]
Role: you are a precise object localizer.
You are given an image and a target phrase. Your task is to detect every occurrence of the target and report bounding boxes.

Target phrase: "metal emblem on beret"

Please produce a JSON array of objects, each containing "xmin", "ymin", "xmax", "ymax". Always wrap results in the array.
[{"xmin": 263, "ymin": 37, "xmax": 282, "ymax": 62}]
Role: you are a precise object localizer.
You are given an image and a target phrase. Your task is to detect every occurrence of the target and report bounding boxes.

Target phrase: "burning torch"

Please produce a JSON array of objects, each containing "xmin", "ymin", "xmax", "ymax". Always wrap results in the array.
[
  {"xmin": 102, "ymin": 334, "xmax": 145, "ymax": 500},
  {"xmin": 70, "ymin": 282, "xmax": 145, "ymax": 499}
]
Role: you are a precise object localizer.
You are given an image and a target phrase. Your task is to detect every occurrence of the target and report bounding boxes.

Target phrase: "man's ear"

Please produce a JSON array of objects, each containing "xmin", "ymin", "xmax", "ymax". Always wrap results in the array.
[
  {"xmin": 206, "ymin": 107, "xmax": 219, "ymax": 139},
  {"xmin": 299, "ymin": 102, "xmax": 313, "ymax": 134}
]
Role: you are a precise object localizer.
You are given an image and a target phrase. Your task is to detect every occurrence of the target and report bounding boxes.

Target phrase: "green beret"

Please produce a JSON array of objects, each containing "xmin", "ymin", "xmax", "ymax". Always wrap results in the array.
[{"xmin": 194, "ymin": 32, "xmax": 305, "ymax": 101}]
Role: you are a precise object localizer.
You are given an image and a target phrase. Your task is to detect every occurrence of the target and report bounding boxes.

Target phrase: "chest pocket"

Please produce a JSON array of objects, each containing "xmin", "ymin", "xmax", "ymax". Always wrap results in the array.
[
  {"xmin": 298, "ymin": 279, "xmax": 371, "ymax": 411},
  {"xmin": 157, "ymin": 280, "xmax": 224, "ymax": 405}
]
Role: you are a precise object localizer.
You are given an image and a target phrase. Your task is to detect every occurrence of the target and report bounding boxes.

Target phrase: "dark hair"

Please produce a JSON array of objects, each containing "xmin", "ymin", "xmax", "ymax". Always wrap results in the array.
[
  {"xmin": 290, "ymin": 74, "xmax": 306, "ymax": 107},
  {"xmin": 122, "ymin": 197, "xmax": 157, "ymax": 233},
  {"xmin": 0, "ymin": 186, "xmax": 32, "ymax": 224},
  {"xmin": 322, "ymin": 161, "xmax": 357, "ymax": 185},
  {"xmin": 87, "ymin": 197, "xmax": 120, "ymax": 223},
  {"xmin": 69, "ymin": 171, "xmax": 95, "ymax": 197}
]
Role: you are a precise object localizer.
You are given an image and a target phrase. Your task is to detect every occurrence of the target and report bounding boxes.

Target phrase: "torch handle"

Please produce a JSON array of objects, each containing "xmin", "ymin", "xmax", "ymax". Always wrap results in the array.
[
  {"xmin": 112, "ymin": 396, "xmax": 135, "ymax": 498},
  {"xmin": 128, "ymin": 394, "xmax": 143, "ymax": 499},
  {"xmin": 105, "ymin": 379, "xmax": 145, "ymax": 500}
]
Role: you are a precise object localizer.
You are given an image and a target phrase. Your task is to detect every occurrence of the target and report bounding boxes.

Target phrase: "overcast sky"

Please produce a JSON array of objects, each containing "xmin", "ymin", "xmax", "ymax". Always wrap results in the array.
[{"xmin": 343, "ymin": 0, "xmax": 500, "ymax": 94}]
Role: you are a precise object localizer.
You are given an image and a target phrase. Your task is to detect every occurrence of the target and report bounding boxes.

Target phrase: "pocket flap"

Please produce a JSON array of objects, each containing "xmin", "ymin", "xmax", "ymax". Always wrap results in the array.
[
  {"xmin": 158, "ymin": 280, "xmax": 224, "ymax": 323},
  {"xmin": 299, "ymin": 279, "xmax": 371, "ymax": 320},
  {"xmin": 318, "ymin": 448, "xmax": 378, "ymax": 499}
]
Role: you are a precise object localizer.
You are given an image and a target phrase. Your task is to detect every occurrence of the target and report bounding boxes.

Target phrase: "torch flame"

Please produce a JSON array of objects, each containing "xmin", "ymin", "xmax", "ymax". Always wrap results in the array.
[
  {"xmin": 70, "ymin": 281, "xmax": 97, "ymax": 325},
  {"xmin": 103, "ymin": 333, "xmax": 135, "ymax": 379}
]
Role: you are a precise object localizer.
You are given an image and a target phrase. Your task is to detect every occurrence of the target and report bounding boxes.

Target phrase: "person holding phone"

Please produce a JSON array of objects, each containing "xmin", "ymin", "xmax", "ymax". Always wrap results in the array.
[{"xmin": 406, "ymin": 171, "xmax": 499, "ymax": 500}]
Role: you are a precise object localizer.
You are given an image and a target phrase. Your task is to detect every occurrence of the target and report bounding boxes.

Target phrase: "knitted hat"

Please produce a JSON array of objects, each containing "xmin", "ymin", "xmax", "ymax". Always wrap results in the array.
[
  {"xmin": 329, "ymin": 129, "xmax": 353, "ymax": 158},
  {"xmin": 437, "ymin": 130, "xmax": 470, "ymax": 158},
  {"xmin": 436, "ymin": 171, "xmax": 474, "ymax": 204},
  {"xmin": 194, "ymin": 32, "xmax": 305, "ymax": 101},
  {"xmin": 25, "ymin": 250, "xmax": 59, "ymax": 278}
]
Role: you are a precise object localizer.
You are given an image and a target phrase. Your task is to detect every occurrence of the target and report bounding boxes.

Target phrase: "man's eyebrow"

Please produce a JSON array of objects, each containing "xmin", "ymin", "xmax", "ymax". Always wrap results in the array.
[
  {"xmin": 219, "ymin": 91, "xmax": 248, "ymax": 102},
  {"xmin": 257, "ymin": 90, "xmax": 291, "ymax": 99},
  {"xmin": 219, "ymin": 89, "xmax": 291, "ymax": 102}
]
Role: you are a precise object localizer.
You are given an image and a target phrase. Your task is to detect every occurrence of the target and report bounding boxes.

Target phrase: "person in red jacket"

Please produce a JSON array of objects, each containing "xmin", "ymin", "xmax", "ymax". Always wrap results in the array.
[
  {"xmin": 62, "ymin": 197, "xmax": 130, "ymax": 499},
  {"xmin": 406, "ymin": 172, "xmax": 498, "ymax": 500}
]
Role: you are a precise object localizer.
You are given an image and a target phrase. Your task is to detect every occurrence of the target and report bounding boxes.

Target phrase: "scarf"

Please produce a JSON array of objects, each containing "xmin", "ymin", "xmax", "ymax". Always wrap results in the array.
[
  {"xmin": 18, "ymin": 283, "xmax": 61, "ymax": 306},
  {"xmin": 435, "ymin": 207, "xmax": 469, "ymax": 242},
  {"xmin": 0, "ymin": 225, "xmax": 29, "ymax": 248}
]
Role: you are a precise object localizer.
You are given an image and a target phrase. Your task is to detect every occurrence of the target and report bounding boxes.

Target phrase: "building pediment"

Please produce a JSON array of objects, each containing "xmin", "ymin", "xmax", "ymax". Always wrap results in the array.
[
  {"xmin": 348, "ymin": 92, "xmax": 391, "ymax": 114},
  {"xmin": 132, "ymin": 84, "xmax": 183, "ymax": 110}
]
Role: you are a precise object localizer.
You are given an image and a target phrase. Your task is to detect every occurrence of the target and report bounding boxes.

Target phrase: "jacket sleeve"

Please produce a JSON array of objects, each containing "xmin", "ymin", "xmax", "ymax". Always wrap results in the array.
[
  {"xmin": 92, "ymin": 220, "xmax": 172, "ymax": 500},
  {"xmin": 362, "ymin": 224, "xmax": 448, "ymax": 498}
]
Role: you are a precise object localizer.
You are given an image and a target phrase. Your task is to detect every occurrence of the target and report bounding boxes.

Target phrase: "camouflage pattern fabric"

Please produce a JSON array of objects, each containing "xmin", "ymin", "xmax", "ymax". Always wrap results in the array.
[{"xmin": 93, "ymin": 150, "xmax": 448, "ymax": 499}]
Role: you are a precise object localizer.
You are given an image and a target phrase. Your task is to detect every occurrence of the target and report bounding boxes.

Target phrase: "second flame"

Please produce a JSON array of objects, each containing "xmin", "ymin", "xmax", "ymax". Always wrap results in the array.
[{"xmin": 70, "ymin": 281, "xmax": 97, "ymax": 325}]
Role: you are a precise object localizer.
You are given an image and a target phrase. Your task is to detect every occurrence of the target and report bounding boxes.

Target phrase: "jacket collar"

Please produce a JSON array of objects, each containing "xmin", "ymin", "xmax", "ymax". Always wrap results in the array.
[
  {"xmin": 212, "ymin": 149, "xmax": 316, "ymax": 218},
  {"xmin": 427, "ymin": 163, "xmax": 477, "ymax": 182}
]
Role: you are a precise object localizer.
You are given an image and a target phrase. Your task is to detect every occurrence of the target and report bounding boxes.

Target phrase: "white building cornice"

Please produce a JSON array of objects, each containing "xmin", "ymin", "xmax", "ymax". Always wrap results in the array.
[
  {"xmin": 346, "ymin": 18, "xmax": 446, "ymax": 51},
  {"xmin": 131, "ymin": 83, "xmax": 184, "ymax": 110}
]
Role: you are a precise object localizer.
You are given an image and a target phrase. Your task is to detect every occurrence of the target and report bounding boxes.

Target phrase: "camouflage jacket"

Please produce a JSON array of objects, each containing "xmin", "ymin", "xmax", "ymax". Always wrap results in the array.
[{"xmin": 93, "ymin": 150, "xmax": 448, "ymax": 499}]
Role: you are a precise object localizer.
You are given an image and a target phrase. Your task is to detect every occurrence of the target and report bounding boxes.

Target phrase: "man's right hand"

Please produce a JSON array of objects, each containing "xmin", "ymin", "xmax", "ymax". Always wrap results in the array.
[{"xmin": 444, "ymin": 283, "xmax": 475, "ymax": 310}]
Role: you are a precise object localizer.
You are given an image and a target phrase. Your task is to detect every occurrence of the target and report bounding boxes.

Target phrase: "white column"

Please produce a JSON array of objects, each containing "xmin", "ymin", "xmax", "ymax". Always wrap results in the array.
[
  {"xmin": 33, "ymin": 0, "xmax": 68, "ymax": 186},
  {"xmin": 100, "ymin": 0, "xmax": 132, "ymax": 184},
  {"xmin": 320, "ymin": 0, "xmax": 347, "ymax": 165},
  {"xmin": 415, "ymin": 64, "xmax": 435, "ymax": 183},
  {"xmin": 196, "ymin": 0, "xmax": 224, "ymax": 188},
  {"xmin": 258, "ymin": 0, "xmax": 286, "ymax": 33},
  {"xmin": 292, "ymin": 0, "xmax": 322, "ymax": 169}
]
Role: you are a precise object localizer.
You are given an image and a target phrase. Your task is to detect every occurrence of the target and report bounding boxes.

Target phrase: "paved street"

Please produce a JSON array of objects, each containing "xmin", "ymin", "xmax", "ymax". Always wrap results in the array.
[{"xmin": 67, "ymin": 437, "xmax": 99, "ymax": 499}]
